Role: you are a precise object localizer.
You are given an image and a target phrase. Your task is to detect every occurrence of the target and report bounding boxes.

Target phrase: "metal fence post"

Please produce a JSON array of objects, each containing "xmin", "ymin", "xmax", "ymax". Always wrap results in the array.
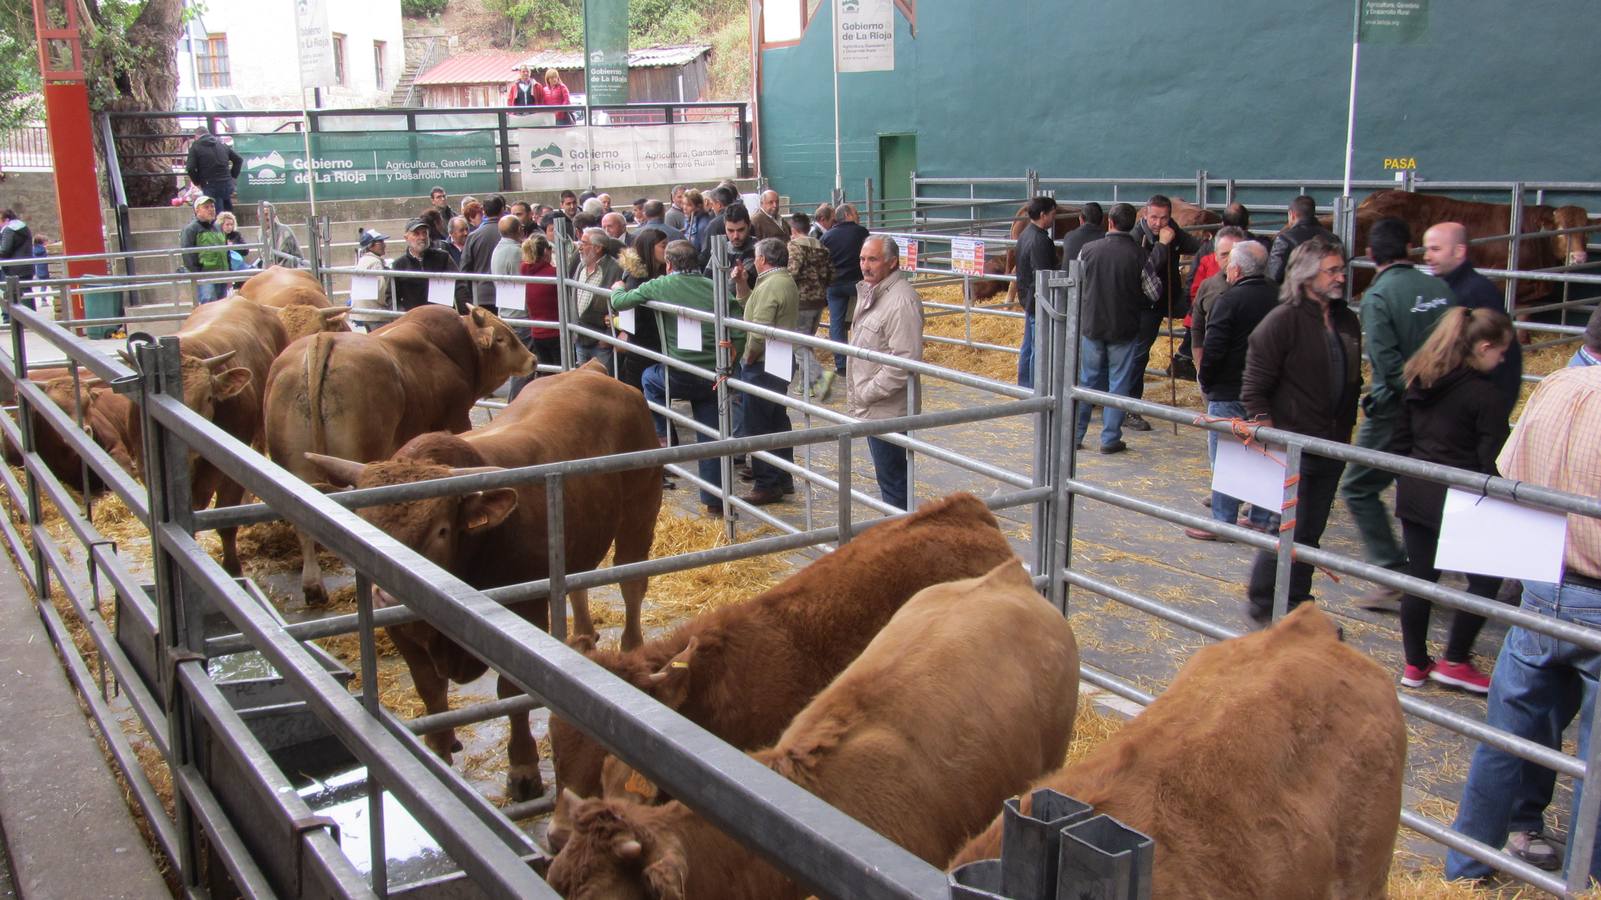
[
  {"xmin": 306, "ymin": 214, "xmax": 323, "ymax": 290},
  {"xmin": 554, "ymin": 227, "xmax": 575, "ymax": 370},
  {"xmin": 711, "ymin": 234, "xmax": 735, "ymax": 538},
  {"xmin": 354, "ymin": 572, "xmax": 388, "ymax": 897},
  {"xmin": 837, "ymin": 433, "xmax": 853, "ymax": 544},
  {"xmin": 864, "ymin": 177, "xmax": 874, "ymax": 228},
  {"xmin": 497, "ymin": 110, "xmax": 513, "ymax": 192},
  {"xmin": 1505, "ymin": 182, "xmax": 1525, "ymax": 313},
  {"xmin": 546, "ymin": 474, "xmax": 568, "ymax": 641},
  {"xmin": 1270, "ymin": 443, "xmax": 1303, "ymax": 622},
  {"xmin": 1026, "ymin": 168, "xmax": 1039, "ymax": 200},
  {"xmin": 9, "ymin": 279, "xmax": 47, "ymax": 597},
  {"xmin": 1195, "ymin": 169, "xmax": 1208, "ymax": 207},
  {"xmin": 1031, "ymin": 270, "xmax": 1056, "ymax": 603},
  {"xmin": 1058, "ymin": 260, "xmax": 1083, "ymax": 603},
  {"xmin": 1224, "ymin": 178, "xmax": 1236, "ymax": 209},
  {"xmin": 1566, "ymin": 685, "xmax": 1601, "ymax": 893}
]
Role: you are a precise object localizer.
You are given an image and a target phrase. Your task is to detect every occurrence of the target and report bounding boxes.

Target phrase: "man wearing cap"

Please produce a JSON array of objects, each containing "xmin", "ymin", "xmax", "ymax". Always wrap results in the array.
[
  {"xmin": 180, "ymin": 196, "xmax": 229, "ymax": 303},
  {"xmin": 353, "ymin": 228, "xmax": 390, "ymax": 330},
  {"xmin": 183, "ymin": 126, "xmax": 243, "ymax": 213},
  {"xmin": 391, "ymin": 217, "xmax": 469, "ymax": 312}
]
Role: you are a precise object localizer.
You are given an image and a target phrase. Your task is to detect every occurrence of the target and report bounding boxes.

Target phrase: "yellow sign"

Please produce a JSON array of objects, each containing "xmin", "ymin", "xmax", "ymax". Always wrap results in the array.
[{"xmin": 1383, "ymin": 157, "xmax": 1418, "ymax": 170}]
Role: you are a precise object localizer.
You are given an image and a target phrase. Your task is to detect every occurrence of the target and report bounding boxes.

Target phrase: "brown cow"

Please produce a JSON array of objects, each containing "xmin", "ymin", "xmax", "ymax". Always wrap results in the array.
[
  {"xmin": 548, "ymin": 559, "xmax": 1080, "ymax": 899},
  {"xmin": 546, "ymin": 492, "xmax": 1018, "ymax": 847},
  {"xmin": 4, "ymin": 368, "xmax": 141, "ymax": 495},
  {"xmin": 237, "ymin": 265, "xmax": 352, "ymax": 341},
  {"xmin": 305, "ymin": 361, "xmax": 660, "ymax": 802},
  {"xmin": 1352, "ymin": 190, "xmax": 1590, "ymax": 301},
  {"xmin": 264, "ymin": 304, "xmax": 535, "ymax": 604},
  {"xmin": 949, "ymin": 603, "xmax": 1405, "ymax": 900}
]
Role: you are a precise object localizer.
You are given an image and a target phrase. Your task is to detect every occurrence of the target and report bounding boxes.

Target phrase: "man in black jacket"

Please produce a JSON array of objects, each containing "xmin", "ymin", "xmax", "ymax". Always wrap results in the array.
[
  {"xmin": 1073, "ymin": 203, "xmax": 1147, "ymax": 454},
  {"xmin": 1267, "ymin": 194, "xmax": 1334, "ymax": 283},
  {"xmin": 1240, "ymin": 236, "xmax": 1362, "ymax": 626},
  {"xmin": 0, "ymin": 208, "xmax": 32, "ymax": 315},
  {"xmin": 1128, "ymin": 194, "xmax": 1201, "ymax": 429},
  {"xmin": 1191, "ymin": 240, "xmax": 1277, "ymax": 539},
  {"xmin": 391, "ymin": 218, "xmax": 470, "ymax": 312},
  {"xmin": 461, "ymin": 194, "xmax": 507, "ymax": 310},
  {"xmin": 1013, "ymin": 196, "xmax": 1058, "ymax": 390},
  {"xmin": 816, "ymin": 203, "xmax": 871, "ymax": 398},
  {"xmin": 183, "ymin": 127, "xmax": 244, "ymax": 213},
  {"xmin": 1423, "ymin": 221, "xmax": 1524, "ymax": 415}
]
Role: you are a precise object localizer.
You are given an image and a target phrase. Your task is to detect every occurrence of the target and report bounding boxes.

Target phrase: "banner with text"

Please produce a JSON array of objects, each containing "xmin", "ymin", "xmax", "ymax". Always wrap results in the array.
[
  {"xmin": 294, "ymin": 0, "xmax": 336, "ymax": 88},
  {"xmin": 233, "ymin": 131, "xmax": 500, "ymax": 203},
  {"xmin": 836, "ymin": 0, "xmax": 895, "ymax": 73},
  {"xmin": 515, "ymin": 123, "xmax": 739, "ymax": 191},
  {"xmin": 1359, "ymin": 0, "xmax": 1428, "ymax": 43},
  {"xmin": 583, "ymin": 0, "xmax": 631, "ymax": 106}
]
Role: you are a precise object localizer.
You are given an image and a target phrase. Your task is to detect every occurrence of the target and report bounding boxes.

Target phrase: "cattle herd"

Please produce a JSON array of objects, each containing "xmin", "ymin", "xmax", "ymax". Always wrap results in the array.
[{"xmin": 4, "ymin": 264, "xmax": 1416, "ymax": 896}]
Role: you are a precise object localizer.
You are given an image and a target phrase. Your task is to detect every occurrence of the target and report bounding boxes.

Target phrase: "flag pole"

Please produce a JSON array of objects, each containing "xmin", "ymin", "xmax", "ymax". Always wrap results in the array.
[
  {"xmin": 831, "ymin": 0, "xmax": 842, "ymax": 195},
  {"xmin": 292, "ymin": 1, "xmax": 319, "ymax": 220}
]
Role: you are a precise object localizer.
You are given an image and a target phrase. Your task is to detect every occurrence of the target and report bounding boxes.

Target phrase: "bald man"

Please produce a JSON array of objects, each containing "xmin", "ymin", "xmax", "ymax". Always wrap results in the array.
[
  {"xmin": 601, "ymin": 211, "xmax": 630, "ymax": 246},
  {"xmin": 752, "ymin": 189, "xmax": 788, "ymax": 242},
  {"xmin": 1422, "ymin": 221, "xmax": 1524, "ymax": 413}
]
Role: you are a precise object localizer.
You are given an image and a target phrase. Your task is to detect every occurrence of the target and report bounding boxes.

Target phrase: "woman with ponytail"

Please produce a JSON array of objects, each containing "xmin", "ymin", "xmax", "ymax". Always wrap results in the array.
[{"xmin": 1390, "ymin": 306, "xmax": 1515, "ymax": 693}]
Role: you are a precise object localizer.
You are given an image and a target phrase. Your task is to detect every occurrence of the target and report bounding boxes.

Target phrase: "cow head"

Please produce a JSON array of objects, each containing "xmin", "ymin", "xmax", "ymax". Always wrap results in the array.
[
  {"xmin": 1553, "ymin": 206, "xmax": 1590, "ymax": 266},
  {"xmin": 28, "ymin": 376, "xmax": 106, "ymax": 493},
  {"xmin": 465, "ymin": 307, "xmax": 537, "ymax": 393},
  {"xmin": 277, "ymin": 305, "xmax": 351, "ymax": 341},
  {"xmin": 304, "ymin": 452, "xmax": 519, "ymax": 577},
  {"xmin": 178, "ymin": 351, "xmax": 252, "ymax": 422},
  {"xmin": 547, "ymin": 791, "xmax": 687, "ymax": 900}
]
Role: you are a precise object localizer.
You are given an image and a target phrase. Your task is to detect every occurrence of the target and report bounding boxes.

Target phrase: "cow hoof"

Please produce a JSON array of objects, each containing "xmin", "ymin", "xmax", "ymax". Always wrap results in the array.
[
  {"xmin": 507, "ymin": 766, "xmax": 544, "ymax": 803},
  {"xmin": 451, "ymin": 738, "xmax": 464, "ymax": 754},
  {"xmin": 303, "ymin": 584, "xmax": 328, "ymax": 607}
]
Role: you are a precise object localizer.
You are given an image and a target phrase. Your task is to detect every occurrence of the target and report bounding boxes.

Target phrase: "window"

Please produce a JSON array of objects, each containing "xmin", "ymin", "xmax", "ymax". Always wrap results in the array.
[
  {"xmin": 373, "ymin": 40, "xmax": 387, "ymax": 90},
  {"xmin": 332, "ymin": 33, "xmax": 346, "ymax": 85},
  {"xmin": 761, "ymin": 1, "xmax": 805, "ymax": 45},
  {"xmin": 195, "ymin": 34, "xmax": 230, "ymax": 89}
]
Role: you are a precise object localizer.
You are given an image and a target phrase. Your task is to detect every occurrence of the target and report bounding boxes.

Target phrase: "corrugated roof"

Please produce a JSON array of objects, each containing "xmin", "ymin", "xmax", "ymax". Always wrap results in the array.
[
  {"xmin": 415, "ymin": 50, "xmax": 531, "ymax": 86},
  {"xmin": 514, "ymin": 45, "xmax": 711, "ymax": 71}
]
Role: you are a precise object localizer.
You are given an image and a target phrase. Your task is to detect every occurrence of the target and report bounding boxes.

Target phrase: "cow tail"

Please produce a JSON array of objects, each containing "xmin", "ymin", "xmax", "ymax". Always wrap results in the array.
[{"xmin": 305, "ymin": 333, "xmax": 335, "ymax": 456}]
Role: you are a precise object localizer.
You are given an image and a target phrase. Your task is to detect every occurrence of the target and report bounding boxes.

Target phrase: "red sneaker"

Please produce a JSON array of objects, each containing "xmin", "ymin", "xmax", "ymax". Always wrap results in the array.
[
  {"xmin": 1401, "ymin": 661, "xmax": 1434, "ymax": 688},
  {"xmin": 1430, "ymin": 660, "xmax": 1491, "ymax": 694}
]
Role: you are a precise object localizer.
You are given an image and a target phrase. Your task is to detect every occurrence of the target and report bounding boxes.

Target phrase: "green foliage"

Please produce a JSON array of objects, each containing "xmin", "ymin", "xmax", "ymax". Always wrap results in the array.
[
  {"xmin": 504, "ymin": 0, "xmax": 748, "ymax": 50},
  {"xmin": 0, "ymin": 0, "xmax": 41, "ymax": 133},
  {"xmin": 402, "ymin": 0, "xmax": 449, "ymax": 17}
]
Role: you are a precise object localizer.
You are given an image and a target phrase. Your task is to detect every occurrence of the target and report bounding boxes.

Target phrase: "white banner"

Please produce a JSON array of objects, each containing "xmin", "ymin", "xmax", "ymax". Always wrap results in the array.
[
  {"xmin": 515, "ymin": 124, "xmax": 740, "ymax": 191},
  {"xmin": 294, "ymin": 0, "xmax": 336, "ymax": 88},
  {"xmin": 836, "ymin": 0, "xmax": 895, "ymax": 73}
]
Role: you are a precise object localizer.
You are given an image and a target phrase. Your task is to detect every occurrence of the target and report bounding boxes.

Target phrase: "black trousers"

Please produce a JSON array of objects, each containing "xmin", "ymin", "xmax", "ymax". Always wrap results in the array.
[
  {"xmin": 1399, "ymin": 517, "xmax": 1507, "ymax": 668},
  {"xmin": 1247, "ymin": 454, "xmax": 1346, "ymax": 616},
  {"xmin": 1129, "ymin": 308, "xmax": 1163, "ymax": 400}
]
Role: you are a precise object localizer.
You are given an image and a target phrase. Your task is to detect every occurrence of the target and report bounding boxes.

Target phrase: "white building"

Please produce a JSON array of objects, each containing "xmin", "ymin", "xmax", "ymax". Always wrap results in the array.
[{"xmin": 176, "ymin": 0, "xmax": 406, "ymax": 114}]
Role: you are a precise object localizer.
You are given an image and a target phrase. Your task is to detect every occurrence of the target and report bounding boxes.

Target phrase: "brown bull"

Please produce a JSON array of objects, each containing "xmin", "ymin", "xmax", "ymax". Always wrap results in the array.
[
  {"xmin": 4, "ymin": 368, "xmax": 141, "ymax": 495},
  {"xmin": 306, "ymin": 361, "xmax": 660, "ymax": 802},
  {"xmin": 548, "ymin": 559, "xmax": 1079, "ymax": 899},
  {"xmin": 263, "ymin": 304, "xmax": 535, "ymax": 605},
  {"xmin": 238, "ymin": 265, "xmax": 351, "ymax": 340},
  {"xmin": 1352, "ymin": 190, "xmax": 1589, "ymax": 301},
  {"xmin": 546, "ymin": 492, "xmax": 1017, "ymax": 848},
  {"xmin": 949, "ymin": 604, "xmax": 1405, "ymax": 899}
]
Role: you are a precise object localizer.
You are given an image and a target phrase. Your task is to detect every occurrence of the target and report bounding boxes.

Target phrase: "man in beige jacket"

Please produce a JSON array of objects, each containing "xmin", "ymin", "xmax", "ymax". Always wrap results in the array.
[{"xmin": 845, "ymin": 234, "xmax": 924, "ymax": 510}]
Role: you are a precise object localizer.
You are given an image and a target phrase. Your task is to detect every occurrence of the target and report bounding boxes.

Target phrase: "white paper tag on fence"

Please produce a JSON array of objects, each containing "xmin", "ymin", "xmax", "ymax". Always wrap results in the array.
[
  {"xmin": 1435, "ymin": 489, "xmax": 1567, "ymax": 583},
  {"xmin": 677, "ymin": 315, "xmax": 702, "ymax": 352},
  {"xmin": 427, "ymin": 278, "xmax": 455, "ymax": 307},
  {"xmin": 349, "ymin": 275, "xmax": 378, "ymax": 303},
  {"xmin": 1210, "ymin": 437, "xmax": 1287, "ymax": 511},
  {"xmin": 764, "ymin": 339, "xmax": 794, "ymax": 380},
  {"xmin": 614, "ymin": 306, "xmax": 635, "ymax": 334},
  {"xmin": 495, "ymin": 280, "xmax": 525, "ymax": 313}
]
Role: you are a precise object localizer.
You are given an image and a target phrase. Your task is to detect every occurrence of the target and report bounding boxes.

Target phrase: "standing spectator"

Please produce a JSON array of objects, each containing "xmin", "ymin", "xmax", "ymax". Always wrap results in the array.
[
  {"xmin": 461, "ymin": 198, "xmax": 486, "ymax": 232},
  {"xmin": 507, "ymin": 66, "xmax": 536, "ymax": 105},
  {"xmin": 665, "ymin": 186, "xmax": 688, "ymax": 231},
  {"xmin": 462, "ymin": 195, "xmax": 508, "ymax": 311},
  {"xmin": 421, "ymin": 208, "xmax": 448, "ymax": 245},
  {"xmin": 609, "ymin": 240, "xmax": 745, "ymax": 515},
  {"xmin": 258, "ymin": 201, "xmax": 302, "ymax": 267},
  {"xmin": 509, "ymin": 233, "xmax": 561, "ymax": 400},
  {"xmin": 216, "ymin": 211, "xmax": 250, "ymax": 290},
  {"xmin": 1190, "ymin": 240, "xmax": 1279, "ymax": 540},
  {"xmin": 351, "ymin": 228, "xmax": 390, "ymax": 331},
  {"xmin": 682, "ymin": 190, "xmax": 712, "ymax": 252},
  {"xmin": 535, "ymin": 68, "xmax": 572, "ymax": 123},
  {"xmin": 30, "ymin": 235, "xmax": 47, "ymax": 281},
  {"xmin": 697, "ymin": 186, "xmax": 737, "ymax": 267},
  {"xmin": 391, "ymin": 217, "xmax": 469, "ymax": 312},
  {"xmin": 510, "ymin": 201, "xmax": 535, "ymax": 235},
  {"xmin": 429, "ymin": 187, "xmax": 455, "ymax": 221},
  {"xmin": 715, "ymin": 204, "xmax": 758, "ymax": 294},
  {"xmin": 179, "ymin": 196, "xmax": 228, "ymax": 304},
  {"xmin": 1240, "ymin": 236, "xmax": 1362, "ymax": 626},
  {"xmin": 558, "ymin": 190, "xmax": 579, "ymax": 227},
  {"xmin": 1390, "ymin": 307, "xmax": 1513, "ymax": 693},
  {"xmin": 601, "ymin": 211, "xmax": 630, "ymax": 246},
  {"xmin": 490, "ymin": 214, "xmax": 525, "ymax": 316},
  {"xmin": 183, "ymin": 126, "xmax": 243, "ymax": 213},
  {"xmin": 751, "ymin": 190, "xmax": 788, "ymax": 242},
  {"xmin": 629, "ymin": 197, "xmax": 647, "ymax": 225},
  {"xmin": 1340, "ymin": 217, "xmax": 1454, "ymax": 611},
  {"xmin": 1267, "ymin": 194, "xmax": 1334, "ymax": 283},
  {"xmin": 1072, "ymin": 202, "xmax": 1147, "ymax": 454},
  {"xmin": 1129, "ymin": 194, "xmax": 1201, "ymax": 428},
  {"xmin": 613, "ymin": 228, "xmax": 670, "ymax": 395},
  {"xmin": 1423, "ymin": 221, "xmax": 1525, "ymax": 411},
  {"xmin": 1574, "ymin": 305, "xmax": 1601, "ymax": 367},
  {"xmin": 810, "ymin": 203, "xmax": 834, "ymax": 239},
  {"xmin": 1446, "ymin": 364, "xmax": 1601, "ymax": 885},
  {"xmin": 1059, "ymin": 202, "xmax": 1107, "ymax": 264},
  {"xmin": 573, "ymin": 227, "xmax": 623, "ymax": 371},
  {"xmin": 1013, "ymin": 196, "xmax": 1058, "ymax": 390},
  {"xmin": 846, "ymin": 235, "xmax": 922, "ymax": 510},
  {"xmin": 738, "ymin": 238, "xmax": 800, "ymax": 504},
  {"xmin": 0, "ymin": 209, "xmax": 33, "ymax": 309},
  {"xmin": 444, "ymin": 216, "xmax": 470, "ymax": 266},
  {"xmin": 1188, "ymin": 227, "xmax": 1246, "ymax": 372},
  {"xmin": 635, "ymin": 199, "xmax": 685, "ymax": 243},
  {"xmin": 818, "ymin": 202, "xmax": 871, "ymax": 399},
  {"xmin": 597, "ymin": 194, "xmax": 615, "ymax": 215},
  {"xmin": 788, "ymin": 212, "xmax": 833, "ymax": 391}
]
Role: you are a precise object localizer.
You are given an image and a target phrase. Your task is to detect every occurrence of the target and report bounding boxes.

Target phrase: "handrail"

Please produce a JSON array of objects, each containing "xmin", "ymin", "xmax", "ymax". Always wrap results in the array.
[{"xmin": 400, "ymin": 37, "xmax": 439, "ymax": 109}]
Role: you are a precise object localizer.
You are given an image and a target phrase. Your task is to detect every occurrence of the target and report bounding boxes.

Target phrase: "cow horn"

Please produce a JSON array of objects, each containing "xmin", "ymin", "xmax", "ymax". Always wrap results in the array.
[
  {"xmin": 319, "ymin": 307, "xmax": 350, "ymax": 319},
  {"xmin": 201, "ymin": 350, "xmax": 237, "ymax": 368},
  {"xmin": 303, "ymin": 452, "xmax": 367, "ymax": 487}
]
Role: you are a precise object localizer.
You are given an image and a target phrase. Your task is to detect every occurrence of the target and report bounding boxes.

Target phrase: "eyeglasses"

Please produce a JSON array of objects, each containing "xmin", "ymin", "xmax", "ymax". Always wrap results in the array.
[{"xmin": 1319, "ymin": 264, "xmax": 1346, "ymax": 276}]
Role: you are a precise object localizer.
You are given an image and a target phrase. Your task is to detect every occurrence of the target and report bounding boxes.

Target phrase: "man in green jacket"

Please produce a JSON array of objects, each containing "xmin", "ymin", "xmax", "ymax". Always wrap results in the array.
[
  {"xmin": 1341, "ymin": 217, "xmax": 1453, "ymax": 611},
  {"xmin": 736, "ymin": 238, "xmax": 800, "ymax": 504},
  {"xmin": 610, "ymin": 239, "xmax": 744, "ymax": 515},
  {"xmin": 179, "ymin": 196, "xmax": 230, "ymax": 303}
]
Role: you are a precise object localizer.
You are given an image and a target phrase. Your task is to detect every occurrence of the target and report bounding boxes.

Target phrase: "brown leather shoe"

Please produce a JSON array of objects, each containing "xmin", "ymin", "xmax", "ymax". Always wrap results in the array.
[
  {"xmin": 740, "ymin": 488, "xmax": 785, "ymax": 506},
  {"xmin": 1184, "ymin": 527, "xmax": 1223, "ymax": 542}
]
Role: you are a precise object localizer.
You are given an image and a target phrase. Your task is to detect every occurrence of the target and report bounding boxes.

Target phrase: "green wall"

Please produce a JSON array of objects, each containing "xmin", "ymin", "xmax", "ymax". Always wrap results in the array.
[{"xmin": 758, "ymin": 2, "xmax": 1601, "ymax": 207}]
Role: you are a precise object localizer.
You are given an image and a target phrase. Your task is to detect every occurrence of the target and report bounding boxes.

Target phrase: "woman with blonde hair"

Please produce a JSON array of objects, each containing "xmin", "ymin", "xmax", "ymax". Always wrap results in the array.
[
  {"xmin": 535, "ymin": 68, "xmax": 572, "ymax": 124},
  {"xmin": 1390, "ymin": 306, "xmax": 1515, "ymax": 694}
]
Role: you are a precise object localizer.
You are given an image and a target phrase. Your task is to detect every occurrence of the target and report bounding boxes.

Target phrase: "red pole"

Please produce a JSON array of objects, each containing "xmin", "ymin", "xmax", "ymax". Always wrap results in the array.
[{"xmin": 33, "ymin": 0, "xmax": 109, "ymax": 323}]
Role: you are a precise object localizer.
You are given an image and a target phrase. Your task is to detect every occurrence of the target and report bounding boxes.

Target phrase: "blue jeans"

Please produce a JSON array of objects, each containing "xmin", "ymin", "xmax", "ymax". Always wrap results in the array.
[
  {"xmin": 738, "ymin": 363, "xmax": 794, "ymax": 492},
  {"xmin": 1073, "ymin": 338, "xmax": 1139, "ymax": 448},
  {"xmin": 1018, "ymin": 311, "xmax": 1035, "ymax": 390},
  {"xmin": 642, "ymin": 363, "xmax": 723, "ymax": 509},
  {"xmin": 574, "ymin": 340, "xmax": 613, "ymax": 374},
  {"xmin": 826, "ymin": 281, "xmax": 857, "ymax": 375},
  {"xmin": 1207, "ymin": 399, "xmax": 1276, "ymax": 529},
  {"xmin": 866, "ymin": 434, "xmax": 908, "ymax": 511},
  {"xmin": 196, "ymin": 280, "xmax": 223, "ymax": 304},
  {"xmin": 1447, "ymin": 579, "xmax": 1601, "ymax": 882}
]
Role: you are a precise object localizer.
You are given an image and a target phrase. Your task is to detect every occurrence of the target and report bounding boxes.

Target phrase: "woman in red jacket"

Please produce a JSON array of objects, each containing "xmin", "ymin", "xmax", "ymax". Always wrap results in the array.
[
  {"xmin": 508, "ymin": 233, "xmax": 561, "ymax": 400},
  {"xmin": 534, "ymin": 68, "xmax": 572, "ymax": 124}
]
